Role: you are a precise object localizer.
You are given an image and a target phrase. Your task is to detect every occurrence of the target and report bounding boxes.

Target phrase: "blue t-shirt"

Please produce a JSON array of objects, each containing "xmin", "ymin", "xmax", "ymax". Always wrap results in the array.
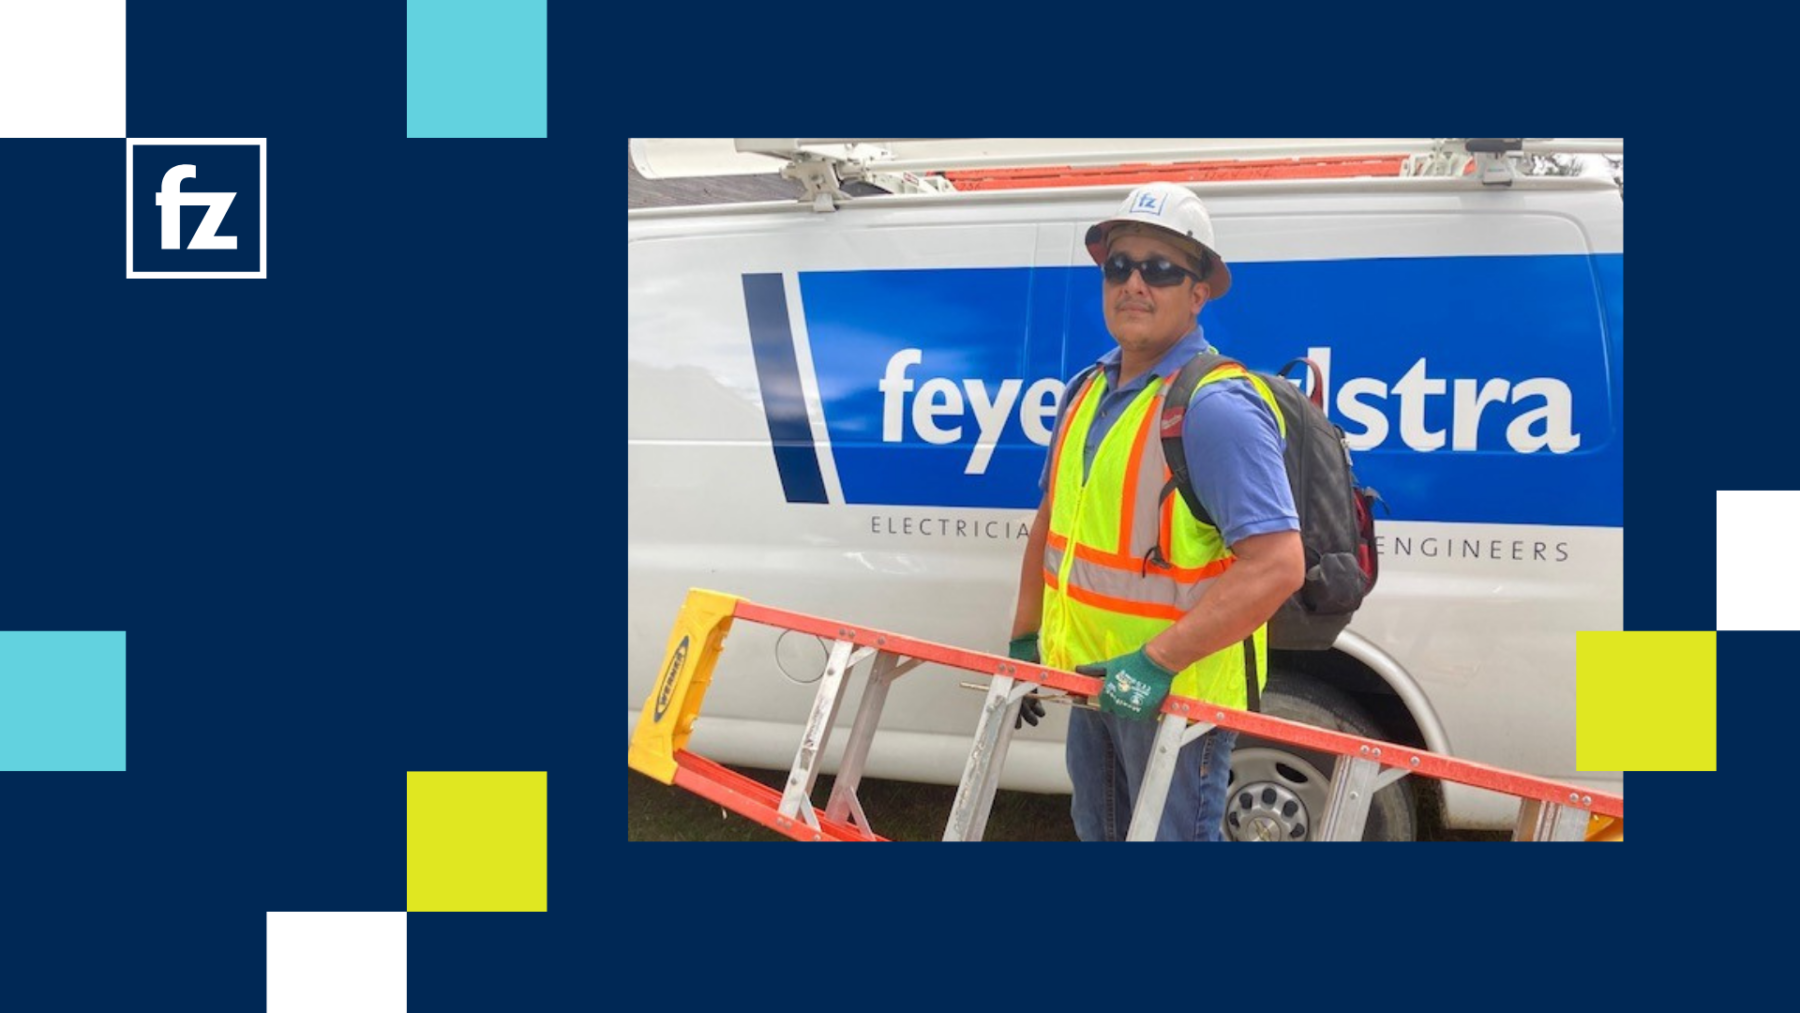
[{"xmin": 1040, "ymin": 328, "xmax": 1299, "ymax": 547}]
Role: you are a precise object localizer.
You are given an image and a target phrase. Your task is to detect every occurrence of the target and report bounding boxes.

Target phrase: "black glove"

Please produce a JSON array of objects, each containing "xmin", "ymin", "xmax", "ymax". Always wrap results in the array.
[{"xmin": 1009, "ymin": 633, "xmax": 1047, "ymax": 729}]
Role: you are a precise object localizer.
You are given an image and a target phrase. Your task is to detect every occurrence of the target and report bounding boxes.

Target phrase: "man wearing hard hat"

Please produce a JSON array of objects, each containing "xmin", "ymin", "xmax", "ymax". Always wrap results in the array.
[{"xmin": 1009, "ymin": 182, "xmax": 1304, "ymax": 841}]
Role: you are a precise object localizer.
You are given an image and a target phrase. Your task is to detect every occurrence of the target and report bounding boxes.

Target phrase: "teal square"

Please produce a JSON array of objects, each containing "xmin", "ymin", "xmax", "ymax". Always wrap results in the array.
[
  {"xmin": 407, "ymin": 0, "xmax": 548, "ymax": 138},
  {"xmin": 0, "ymin": 632, "xmax": 126, "ymax": 772}
]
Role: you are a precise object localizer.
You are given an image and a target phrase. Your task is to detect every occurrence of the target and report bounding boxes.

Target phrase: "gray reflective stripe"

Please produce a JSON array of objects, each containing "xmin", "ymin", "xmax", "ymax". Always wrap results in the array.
[
  {"xmin": 1126, "ymin": 411, "xmax": 1170, "ymax": 557},
  {"xmin": 1044, "ymin": 542, "xmax": 1065, "ymax": 576},
  {"xmin": 1063, "ymin": 555, "xmax": 1219, "ymax": 613}
]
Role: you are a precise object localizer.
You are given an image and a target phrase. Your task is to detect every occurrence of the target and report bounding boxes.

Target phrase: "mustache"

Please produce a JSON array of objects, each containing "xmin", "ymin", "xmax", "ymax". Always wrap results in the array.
[{"xmin": 1113, "ymin": 299, "xmax": 1155, "ymax": 312}]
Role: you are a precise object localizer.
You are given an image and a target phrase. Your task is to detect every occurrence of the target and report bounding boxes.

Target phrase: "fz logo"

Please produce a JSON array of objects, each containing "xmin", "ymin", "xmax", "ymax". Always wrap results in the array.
[
  {"xmin": 127, "ymin": 138, "xmax": 266, "ymax": 279},
  {"xmin": 156, "ymin": 165, "xmax": 237, "ymax": 250}
]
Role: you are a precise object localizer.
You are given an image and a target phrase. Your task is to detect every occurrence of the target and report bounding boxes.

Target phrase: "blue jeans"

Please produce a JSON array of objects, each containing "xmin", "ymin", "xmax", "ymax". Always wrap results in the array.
[{"xmin": 1066, "ymin": 707, "xmax": 1237, "ymax": 841}]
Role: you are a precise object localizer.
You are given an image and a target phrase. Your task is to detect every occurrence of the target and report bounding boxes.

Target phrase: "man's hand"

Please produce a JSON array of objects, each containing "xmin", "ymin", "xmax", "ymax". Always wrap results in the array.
[
  {"xmin": 1077, "ymin": 647, "xmax": 1176, "ymax": 720},
  {"xmin": 1009, "ymin": 633, "xmax": 1046, "ymax": 728}
]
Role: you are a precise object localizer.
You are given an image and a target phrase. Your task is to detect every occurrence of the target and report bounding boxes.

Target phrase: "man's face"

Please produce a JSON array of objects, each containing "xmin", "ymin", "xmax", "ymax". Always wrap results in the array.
[{"xmin": 1101, "ymin": 231, "xmax": 1208, "ymax": 360}]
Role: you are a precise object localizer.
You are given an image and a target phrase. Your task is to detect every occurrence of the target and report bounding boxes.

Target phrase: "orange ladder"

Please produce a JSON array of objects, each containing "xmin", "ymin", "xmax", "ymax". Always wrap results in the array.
[{"xmin": 629, "ymin": 589, "xmax": 1624, "ymax": 842}]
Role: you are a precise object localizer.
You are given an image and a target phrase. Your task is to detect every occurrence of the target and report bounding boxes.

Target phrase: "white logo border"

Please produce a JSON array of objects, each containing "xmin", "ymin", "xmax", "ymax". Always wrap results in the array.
[{"xmin": 126, "ymin": 137, "xmax": 267, "ymax": 279}]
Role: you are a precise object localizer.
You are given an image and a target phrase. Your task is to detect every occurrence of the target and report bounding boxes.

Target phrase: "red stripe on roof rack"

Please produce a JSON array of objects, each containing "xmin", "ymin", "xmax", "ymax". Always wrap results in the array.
[{"xmin": 944, "ymin": 156, "xmax": 1411, "ymax": 190}]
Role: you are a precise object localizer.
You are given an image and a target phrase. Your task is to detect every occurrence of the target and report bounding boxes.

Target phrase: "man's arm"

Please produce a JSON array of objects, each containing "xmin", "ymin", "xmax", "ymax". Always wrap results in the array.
[
  {"xmin": 1142, "ymin": 529, "xmax": 1303, "ymax": 671},
  {"xmin": 1011, "ymin": 497, "xmax": 1050, "ymax": 639}
]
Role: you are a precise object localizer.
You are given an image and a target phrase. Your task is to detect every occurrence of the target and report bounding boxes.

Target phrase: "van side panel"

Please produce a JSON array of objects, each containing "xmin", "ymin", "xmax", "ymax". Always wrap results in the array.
[{"xmin": 628, "ymin": 184, "xmax": 1625, "ymax": 821}]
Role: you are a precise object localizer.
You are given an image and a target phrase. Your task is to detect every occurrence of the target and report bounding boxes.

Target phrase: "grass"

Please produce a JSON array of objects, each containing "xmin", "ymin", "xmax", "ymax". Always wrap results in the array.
[{"xmin": 628, "ymin": 765, "xmax": 1509, "ymax": 842}]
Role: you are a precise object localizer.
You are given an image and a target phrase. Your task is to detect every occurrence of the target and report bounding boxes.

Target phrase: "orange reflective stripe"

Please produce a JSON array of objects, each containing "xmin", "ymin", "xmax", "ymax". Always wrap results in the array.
[
  {"xmin": 1048, "ymin": 530, "xmax": 1067, "ymax": 551},
  {"xmin": 1115, "ymin": 394, "xmax": 1156, "ymax": 556},
  {"xmin": 1048, "ymin": 373, "xmax": 1096, "ymax": 498},
  {"xmin": 1044, "ymin": 567, "xmax": 1060, "ymax": 590},
  {"xmin": 1069, "ymin": 540, "xmax": 1140, "ymax": 571},
  {"xmin": 1061, "ymin": 580, "xmax": 1186, "ymax": 622},
  {"xmin": 1160, "ymin": 555, "xmax": 1234, "ymax": 582}
]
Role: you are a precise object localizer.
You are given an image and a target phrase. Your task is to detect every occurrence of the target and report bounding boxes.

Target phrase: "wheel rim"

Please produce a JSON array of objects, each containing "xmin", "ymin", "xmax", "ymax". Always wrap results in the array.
[{"xmin": 1225, "ymin": 747, "xmax": 1331, "ymax": 842}]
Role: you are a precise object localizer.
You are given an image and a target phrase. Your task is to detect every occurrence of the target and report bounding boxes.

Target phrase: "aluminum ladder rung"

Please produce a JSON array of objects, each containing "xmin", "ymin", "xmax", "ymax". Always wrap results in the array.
[
  {"xmin": 1513, "ymin": 797, "xmax": 1593, "ymax": 841},
  {"xmin": 1124, "ymin": 710, "xmax": 1219, "ymax": 841},
  {"xmin": 776, "ymin": 637, "xmax": 875, "ymax": 830},
  {"xmin": 824, "ymin": 651, "xmax": 923, "ymax": 837},
  {"xmin": 943, "ymin": 674, "xmax": 1042, "ymax": 841}
]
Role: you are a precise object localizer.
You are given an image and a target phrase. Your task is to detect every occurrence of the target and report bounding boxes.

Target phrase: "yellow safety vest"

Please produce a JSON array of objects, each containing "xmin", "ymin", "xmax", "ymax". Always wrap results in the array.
[{"xmin": 1041, "ymin": 364, "xmax": 1284, "ymax": 708}]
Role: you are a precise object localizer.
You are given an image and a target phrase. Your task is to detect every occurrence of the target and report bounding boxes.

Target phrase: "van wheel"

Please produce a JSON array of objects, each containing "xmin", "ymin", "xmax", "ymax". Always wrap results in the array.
[{"xmin": 1223, "ymin": 673, "xmax": 1417, "ymax": 842}]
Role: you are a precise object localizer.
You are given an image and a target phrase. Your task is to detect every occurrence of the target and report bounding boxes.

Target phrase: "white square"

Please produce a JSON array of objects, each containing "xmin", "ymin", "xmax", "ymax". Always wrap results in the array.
[
  {"xmin": 1717, "ymin": 489, "xmax": 1800, "ymax": 630},
  {"xmin": 126, "ymin": 137, "xmax": 268, "ymax": 279},
  {"xmin": 267, "ymin": 912, "xmax": 407, "ymax": 1013},
  {"xmin": 0, "ymin": 2, "xmax": 126, "ymax": 138}
]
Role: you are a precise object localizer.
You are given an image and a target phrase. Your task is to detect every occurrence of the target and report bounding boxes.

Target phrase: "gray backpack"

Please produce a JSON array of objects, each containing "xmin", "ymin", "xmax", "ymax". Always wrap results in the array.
[{"xmin": 1159, "ymin": 353, "xmax": 1380, "ymax": 666}]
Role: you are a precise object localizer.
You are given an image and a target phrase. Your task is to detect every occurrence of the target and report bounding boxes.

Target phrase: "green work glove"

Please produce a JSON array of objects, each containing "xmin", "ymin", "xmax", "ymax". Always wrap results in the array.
[
  {"xmin": 1009, "ymin": 633, "xmax": 1046, "ymax": 728},
  {"xmin": 1078, "ymin": 647, "xmax": 1176, "ymax": 720}
]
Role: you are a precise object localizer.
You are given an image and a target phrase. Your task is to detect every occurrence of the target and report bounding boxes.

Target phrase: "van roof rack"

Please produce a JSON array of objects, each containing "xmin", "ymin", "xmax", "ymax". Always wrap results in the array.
[{"xmin": 630, "ymin": 139, "xmax": 1624, "ymax": 210}]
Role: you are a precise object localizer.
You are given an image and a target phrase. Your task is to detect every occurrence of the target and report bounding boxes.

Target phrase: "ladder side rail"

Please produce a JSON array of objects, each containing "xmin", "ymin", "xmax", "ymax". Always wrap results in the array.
[
  {"xmin": 1174, "ymin": 704, "xmax": 1624, "ymax": 820},
  {"xmin": 672, "ymin": 750, "xmax": 882, "ymax": 842},
  {"xmin": 732, "ymin": 598, "xmax": 1624, "ymax": 822}
]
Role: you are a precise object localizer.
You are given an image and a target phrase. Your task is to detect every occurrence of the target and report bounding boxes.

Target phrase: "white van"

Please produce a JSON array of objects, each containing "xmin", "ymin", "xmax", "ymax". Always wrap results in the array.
[{"xmin": 627, "ymin": 139, "xmax": 1623, "ymax": 840}]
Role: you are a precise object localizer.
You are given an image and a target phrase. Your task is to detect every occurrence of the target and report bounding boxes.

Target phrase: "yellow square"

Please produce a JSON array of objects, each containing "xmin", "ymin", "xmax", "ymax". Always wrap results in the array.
[
  {"xmin": 1576, "ymin": 631, "xmax": 1716, "ymax": 771},
  {"xmin": 408, "ymin": 771, "xmax": 547, "ymax": 912}
]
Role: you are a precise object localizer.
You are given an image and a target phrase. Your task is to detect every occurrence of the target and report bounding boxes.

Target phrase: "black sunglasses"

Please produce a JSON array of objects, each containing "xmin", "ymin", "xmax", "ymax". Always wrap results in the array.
[{"xmin": 1102, "ymin": 252, "xmax": 1204, "ymax": 287}]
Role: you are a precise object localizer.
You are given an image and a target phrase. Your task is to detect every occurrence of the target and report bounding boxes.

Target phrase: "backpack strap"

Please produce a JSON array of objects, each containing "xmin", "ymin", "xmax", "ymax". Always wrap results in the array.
[
  {"xmin": 1277, "ymin": 357, "xmax": 1326, "ymax": 411},
  {"xmin": 1243, "ymin": 637, "xmax": 1260, "ymax": 713},
  {"xmin": 1157, "ymin": 351, "xmax": 1238, "ymax": 528}
]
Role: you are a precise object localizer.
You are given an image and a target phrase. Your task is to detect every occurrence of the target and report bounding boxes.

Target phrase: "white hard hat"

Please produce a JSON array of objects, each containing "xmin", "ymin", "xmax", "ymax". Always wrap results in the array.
[{"xmin": 1084, "ymin": 182, "xmax": 1232, "ymax": 299}]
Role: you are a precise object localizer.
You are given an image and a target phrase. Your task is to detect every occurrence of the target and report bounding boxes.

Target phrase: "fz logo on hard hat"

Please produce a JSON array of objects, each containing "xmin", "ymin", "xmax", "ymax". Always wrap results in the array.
[
  {"xmin": 126, "ymin": 138, "xmax": 267, "ymax": 279},
  {"xmin": 1132, "ymin": 191, "xmax": 1167, "ymax": 215}
]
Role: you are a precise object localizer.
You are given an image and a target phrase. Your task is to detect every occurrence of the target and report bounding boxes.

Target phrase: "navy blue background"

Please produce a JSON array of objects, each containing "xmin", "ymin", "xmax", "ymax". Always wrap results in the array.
[
  {"xmin": 0, "ymin": 0, "xmax": 1724, "ymax": 1002},
  {"xmin": 130, "ymin": 142, "xmax": 262, "ymax": 273},
  {"xmin": 1, "ymin": 3, "xmax": 594, "ymax": 1010}
]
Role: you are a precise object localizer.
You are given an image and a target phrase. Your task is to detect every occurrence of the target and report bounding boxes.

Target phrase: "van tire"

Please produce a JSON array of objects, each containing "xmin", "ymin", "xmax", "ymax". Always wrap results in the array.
[{"xmin": 1223, "ymin": 672, "xmax": 1418, "ymax": 842}]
